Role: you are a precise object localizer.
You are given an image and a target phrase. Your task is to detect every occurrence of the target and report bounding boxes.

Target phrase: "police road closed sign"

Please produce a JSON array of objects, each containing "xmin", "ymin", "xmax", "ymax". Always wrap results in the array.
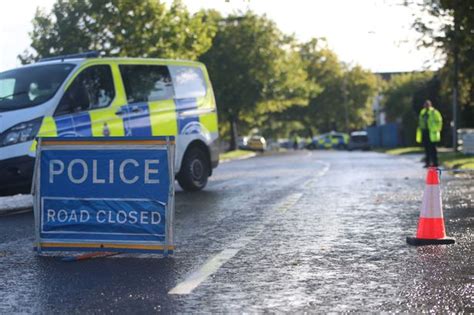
[{"xmin": 33, "ymin": 137, "xmax": 175, "ymax": 254}]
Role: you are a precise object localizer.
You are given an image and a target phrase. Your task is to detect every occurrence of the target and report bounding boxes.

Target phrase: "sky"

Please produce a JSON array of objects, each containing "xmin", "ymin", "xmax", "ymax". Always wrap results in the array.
[{"xmin": 0, "ymin": 0, "xmax": 442, "ymax": 73}]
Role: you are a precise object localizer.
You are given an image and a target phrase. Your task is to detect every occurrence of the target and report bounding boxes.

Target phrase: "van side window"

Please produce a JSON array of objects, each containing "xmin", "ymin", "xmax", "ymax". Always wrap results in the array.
[
  {"xmin": 119, "ymin": 65, "xmax": 174, "ymax": 103},
  {"xmin": 55, "ymin": 65, "xmax": 115, "ymax": 116},
  {"xmin": 169, "ymin": 66, "xmax": 206, "ymax": 99},
  {"xmin": 0, "ymin": 78, "xmax": 15, "ymax": 99}
]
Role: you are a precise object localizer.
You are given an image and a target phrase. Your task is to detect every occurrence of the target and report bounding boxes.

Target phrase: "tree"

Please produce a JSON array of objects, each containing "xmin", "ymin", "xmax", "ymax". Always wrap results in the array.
[
  {"xmin": 298, "ymin": 39, "xmax": 344, "ymax": 134},
  {"xmin": 19, "ymin": 0, "xmax": 218, "ymax": 62},
  {"xmin": 343, "ymin": 65, "xmax": 379, "ymax": 130},
  {"xmin": 295, "ymin": 39, "xmax": 378, "ymax": 134},
  {"xmin": 200, "ymin": 12, "xmax": 315, "ymax": 150},
  {"xmin": 241, "ymin": 38, "xmax": 320, "ymax": 140}
]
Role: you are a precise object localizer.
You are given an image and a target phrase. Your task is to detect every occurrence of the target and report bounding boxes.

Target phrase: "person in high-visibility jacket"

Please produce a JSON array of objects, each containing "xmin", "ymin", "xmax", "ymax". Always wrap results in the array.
[{"xmin": 416, "ymin": 100, "xmax": 442, "ymax": 167}]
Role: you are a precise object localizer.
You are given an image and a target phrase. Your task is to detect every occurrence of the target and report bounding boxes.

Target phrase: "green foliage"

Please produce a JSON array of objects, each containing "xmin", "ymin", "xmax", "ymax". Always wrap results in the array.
[
  {"xmin": 297, "ymin": 39, "xmax": 378, "ymax": 133},
  {"xmin": 19, "ymin": 0, "xmax": 218, "ymax": 62},
  {"xmin": 439, "ymin": 151, "xmax": 474, "ymax": 170},
  {"xmin": 249, "ymin": 39, "xmax": 321, "ymax": 139},
  {"xmin": 219, "ymin": 149, "xmax": 255, "ymax": 161},
  {"xmin": 298, "ymin": 39, "xmax": 344, "ymax": 133},
  {"xmin": 200, "ymin": 12, "xmax": 316, "ymax": 149},
  {"xmin": 384, "ymin": 147, "xmax": 424, "ymax": 155},
  {"xmin": 386, "ymin": 147, "xmax": 474, "ymax": 169},
  {"xmin": 201, "ymin": 13, "xmax": 282, "ymax": 117},
  {"xmin": 344, "ymin": 65, "xmax": 378, "ymax": 130},
  {"xmin": 383, "ymin": 72, "xmax": 434, "ymax": 122}
]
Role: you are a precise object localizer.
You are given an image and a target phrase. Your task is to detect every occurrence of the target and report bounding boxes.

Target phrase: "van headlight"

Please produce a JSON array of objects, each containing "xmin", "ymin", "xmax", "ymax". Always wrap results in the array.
[{"xmin": 1, "ymin": 117, "xmax": 43, "ymax": 147}]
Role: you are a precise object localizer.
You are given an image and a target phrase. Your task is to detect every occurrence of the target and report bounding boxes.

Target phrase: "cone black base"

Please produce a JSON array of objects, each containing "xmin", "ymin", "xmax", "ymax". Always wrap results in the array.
[{"xmin": 406, "ymin": 236, "xmax": 455, "ymax": 246}]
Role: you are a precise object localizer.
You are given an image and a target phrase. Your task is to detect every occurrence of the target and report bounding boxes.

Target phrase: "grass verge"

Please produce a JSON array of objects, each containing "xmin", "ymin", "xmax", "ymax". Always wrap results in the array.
[
  {"xmin": 382, "ymin": 146, "xmax": 474, "ymax": 169},
  {"xmin": 438, "ymin": 152, "xmax": 474, "ymax": 169},
  {"xmin": 384, "ymin": 147, "xmax": 424, "ymax": 155},
  {"xmin": 220, "ymin": 150, "xmax": 256, "ymax": 161}
]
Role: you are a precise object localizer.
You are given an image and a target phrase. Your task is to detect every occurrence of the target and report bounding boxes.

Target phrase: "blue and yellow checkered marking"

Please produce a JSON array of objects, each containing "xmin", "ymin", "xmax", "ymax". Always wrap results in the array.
[
  {"xmin": 55, "ymin": 112, "xmax": 93, "ymax": 137},
  {"xmin": 37, "ymin": 95, "xmax": 214, "ymax": 144},
  {"xmin": 176, "ymin": 98, "xmax": 200, "ymax": 135}
]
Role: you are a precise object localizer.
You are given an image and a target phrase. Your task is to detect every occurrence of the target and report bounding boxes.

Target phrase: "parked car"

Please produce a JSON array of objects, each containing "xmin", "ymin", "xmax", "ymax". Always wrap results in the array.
[
  {"xmin": 307, "ymin": 132, "xmax": 349, "ymax": 150},
  {"xmin": 348, "ymin": 131, "xmax": 371, "ymax": 151},
  {"xmin": 247, "ymin": 136, "xmax": 266, "ymax": 152},
  {"xmin": 238, "ymin": 136, "xmax": 249, "ymax": 150},
  {"xmin": 278, "ymin": 138, "xmax": 293, "ymax": 149}
]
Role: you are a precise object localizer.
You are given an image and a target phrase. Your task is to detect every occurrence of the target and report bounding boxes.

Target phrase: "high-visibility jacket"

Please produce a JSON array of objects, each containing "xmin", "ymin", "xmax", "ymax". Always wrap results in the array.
[{"xmin": 416, "ymin": 107, "xmax": 442, "ymax": 143}]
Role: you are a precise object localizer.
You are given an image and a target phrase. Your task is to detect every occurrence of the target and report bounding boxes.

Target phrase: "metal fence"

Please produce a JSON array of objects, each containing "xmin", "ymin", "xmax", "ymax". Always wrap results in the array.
[{"xmin": 458, "ymin": 129, "xmax": 474, "ymax": 155}]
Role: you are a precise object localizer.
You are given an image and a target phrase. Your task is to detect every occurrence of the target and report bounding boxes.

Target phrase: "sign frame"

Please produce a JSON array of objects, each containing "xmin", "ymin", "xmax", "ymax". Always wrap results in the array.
[{"xmin": 32, "ymin": 136, "xmax": 175, "ymax": 256}]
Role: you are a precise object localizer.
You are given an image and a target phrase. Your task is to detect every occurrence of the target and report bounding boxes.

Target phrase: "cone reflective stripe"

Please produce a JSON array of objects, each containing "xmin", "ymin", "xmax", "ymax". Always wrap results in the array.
[{"xmin": 407, "ymin": 167, "xmax": 455, "ymax": 246}]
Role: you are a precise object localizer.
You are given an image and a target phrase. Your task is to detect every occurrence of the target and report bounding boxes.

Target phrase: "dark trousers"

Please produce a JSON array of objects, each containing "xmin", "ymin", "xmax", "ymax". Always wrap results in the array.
[{"xmin": 422, "ymin": 130, "xmax": 438, "ymax": 166}]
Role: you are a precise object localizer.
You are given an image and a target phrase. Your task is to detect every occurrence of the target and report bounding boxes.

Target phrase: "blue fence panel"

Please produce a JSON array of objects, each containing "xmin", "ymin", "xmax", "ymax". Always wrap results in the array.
[
  {"xmin": 366, "ymin": 126, "xmax": 380, "ymax": 147},
  {"xmin": 366, "ymin": 123, "xmax": 401, "ymax": 148}
]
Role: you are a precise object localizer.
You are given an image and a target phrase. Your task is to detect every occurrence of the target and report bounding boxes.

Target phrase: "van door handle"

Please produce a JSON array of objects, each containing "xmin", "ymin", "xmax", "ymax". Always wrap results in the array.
[{"xmin": 115, "ymin": 107, "xmax": 142, "ymax": 116}]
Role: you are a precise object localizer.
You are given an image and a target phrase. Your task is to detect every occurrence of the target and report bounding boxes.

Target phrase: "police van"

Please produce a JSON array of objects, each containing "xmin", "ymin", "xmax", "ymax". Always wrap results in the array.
[{"xmin": 0, "ymin": 52, "xmax": 219, "ymax": 194}]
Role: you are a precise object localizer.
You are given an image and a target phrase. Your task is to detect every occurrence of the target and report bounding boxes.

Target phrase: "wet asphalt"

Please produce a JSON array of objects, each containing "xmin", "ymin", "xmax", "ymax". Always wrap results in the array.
[{"xmin": 0, "ymin": 150, "xmax": 472, "ymax": 313}]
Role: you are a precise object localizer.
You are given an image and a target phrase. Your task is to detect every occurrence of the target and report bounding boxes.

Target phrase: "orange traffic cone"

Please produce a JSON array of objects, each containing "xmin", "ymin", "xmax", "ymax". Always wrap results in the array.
[{"xmin": 407, "ymin": 167, "xmax": 455, "ymax": 246}]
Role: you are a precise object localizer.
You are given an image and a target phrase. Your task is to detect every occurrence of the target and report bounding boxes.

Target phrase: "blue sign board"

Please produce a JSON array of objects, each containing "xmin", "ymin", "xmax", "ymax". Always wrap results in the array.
[{"xmin": 33, "ymin": 137, "xmax": 175, "ymax": 254}]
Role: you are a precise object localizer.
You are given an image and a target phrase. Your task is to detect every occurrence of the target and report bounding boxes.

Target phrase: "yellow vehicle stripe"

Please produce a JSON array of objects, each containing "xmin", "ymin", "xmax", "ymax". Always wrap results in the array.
[
  {"xmin": 197, "ymin": 93, "xmax": 218, "ymax": 133},
  {"xmin": 30, "ymin": 116, "xmax": 57, "ymax": 152},
  {"xmin": 89, "ymin": 108, "xmax": 125, "ymax": 137},
  {"xmin": 41, "ymin": 139, "xmax": 174, "ymax": 146},
  {"xmin": 38, "ymin": 116, "xmax": 57, "ymax": 136},
  {"xmin": 149, "ymin": 99, "xmax": 178, "ymax": 136},
  {"xmin": 199, "ymin": 112, "xmax": 218, "ymax": 133},
  {"xmin": 110, "ymin": 63, "xmax": 128, "ymax": 107}
]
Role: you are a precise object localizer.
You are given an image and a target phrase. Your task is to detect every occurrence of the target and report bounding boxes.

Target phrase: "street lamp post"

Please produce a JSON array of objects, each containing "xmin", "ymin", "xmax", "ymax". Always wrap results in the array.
[{"xmin": 452, "ymin": 8, "xmax": 460, "ymax": 151}]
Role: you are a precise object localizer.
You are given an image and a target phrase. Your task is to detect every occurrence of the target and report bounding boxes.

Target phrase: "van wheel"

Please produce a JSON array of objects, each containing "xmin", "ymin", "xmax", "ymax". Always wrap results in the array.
[{"xmin": 177, "ymin": 147, "xmax": 209, "ymax": 191}]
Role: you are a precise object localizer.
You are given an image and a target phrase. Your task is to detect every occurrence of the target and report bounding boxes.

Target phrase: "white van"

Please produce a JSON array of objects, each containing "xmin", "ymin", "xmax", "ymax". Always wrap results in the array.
[{"xmin": 0, "ymin": 52, "xmax": 219, "ymax": 195}]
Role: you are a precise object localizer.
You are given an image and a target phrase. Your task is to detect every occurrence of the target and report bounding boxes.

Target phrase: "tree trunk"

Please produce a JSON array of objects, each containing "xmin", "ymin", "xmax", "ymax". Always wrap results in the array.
[{"xmin": 229, "ymin": 116, "xmax": 238, "ymax": 151}]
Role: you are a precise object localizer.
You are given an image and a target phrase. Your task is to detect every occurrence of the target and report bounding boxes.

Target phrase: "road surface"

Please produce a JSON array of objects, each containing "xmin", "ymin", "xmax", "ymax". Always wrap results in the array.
[{"xmin": 0, "ymin": 150, "xmax": 472, "ymax": 313}]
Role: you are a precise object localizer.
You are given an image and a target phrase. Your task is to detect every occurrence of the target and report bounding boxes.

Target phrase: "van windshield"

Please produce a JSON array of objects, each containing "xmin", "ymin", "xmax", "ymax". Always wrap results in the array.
[{"xmin": 0, "ymin": 63, "xmax": 75, "ymax": 112}]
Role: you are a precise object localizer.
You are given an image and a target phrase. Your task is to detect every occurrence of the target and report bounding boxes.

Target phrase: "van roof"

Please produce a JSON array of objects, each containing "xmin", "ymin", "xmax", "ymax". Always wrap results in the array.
[
  {"xmin": 8, "ymin": 56, "xmax": 205, "ymax": 72},
  {"xmin": 46, "ymin": 57, "xmax": 204, "ymax": 67}
]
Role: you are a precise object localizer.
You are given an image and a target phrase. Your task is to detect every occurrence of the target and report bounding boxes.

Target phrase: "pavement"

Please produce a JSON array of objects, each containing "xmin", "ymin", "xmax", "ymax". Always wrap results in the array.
[
  {"xmin": 0, "ymin": 150, "xmax": 472, "ymax": 313},
  {"xmin": 0, "ymin": 194, "xmax": 32, "ymax": 216}
]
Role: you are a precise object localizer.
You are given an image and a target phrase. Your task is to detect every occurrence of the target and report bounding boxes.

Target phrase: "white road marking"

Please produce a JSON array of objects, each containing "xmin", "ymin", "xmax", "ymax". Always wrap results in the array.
[
  {"xmin": 168, "ymin": 234, "xmax": 257, "ymax": 295},
  {"xmin": 168, "ymin": 159, "xmax": 330, "ymax": 295},
  {"xmin": 168, "ymin": 194, "xmax": 304, "ymax": 295},
  {"xmin": 302, "ymin": 160, "xmax": 330, "ymax": 187},
  {"xmin": 277, "ymin": 193, "xmax": 303, "ymax": 214}
]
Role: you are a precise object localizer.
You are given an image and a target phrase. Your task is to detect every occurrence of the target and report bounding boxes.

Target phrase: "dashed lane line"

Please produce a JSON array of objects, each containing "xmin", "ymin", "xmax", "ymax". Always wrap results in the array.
[
  {"xmin": 168, "ymin": 233, "xmax": 258, "ymax": 295},
  {"xmin": 277, "ymin": 193, "xmax": 303, "ymax": 214},
  {"xmin": 168, "ymin": 193, "xmax": 304, "ymax": 295},
  {"xmin": 299, "ymin": 160, "xmax": 330, "ymax": 188},
  {"xmin": 168, "ymin": 160, "xmax": 330, "ymax": 295}
]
